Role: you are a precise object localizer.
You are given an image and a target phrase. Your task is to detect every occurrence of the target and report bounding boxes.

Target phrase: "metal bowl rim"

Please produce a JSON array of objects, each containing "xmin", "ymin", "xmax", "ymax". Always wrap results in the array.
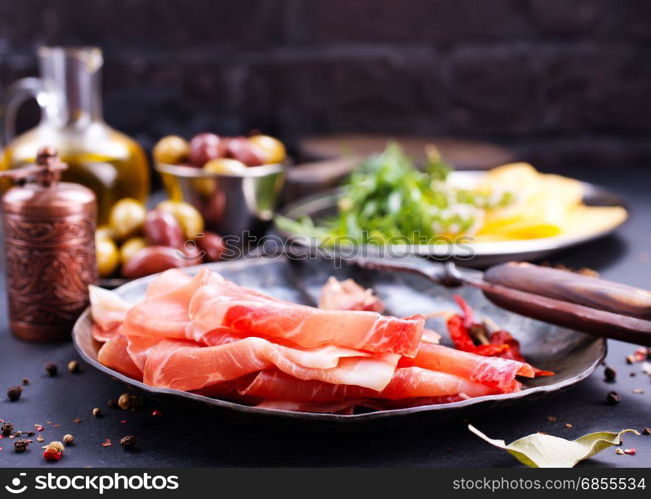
[{"xmin": 156, "ymin": 161, "xmax": 286, "ymax": 179}]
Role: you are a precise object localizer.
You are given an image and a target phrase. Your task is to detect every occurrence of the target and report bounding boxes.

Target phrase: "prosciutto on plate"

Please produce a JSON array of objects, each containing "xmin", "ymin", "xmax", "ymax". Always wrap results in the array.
[
  {"xmin": 89, "ymin": 268, "xmax": 545, "ymax": 413},
  {"xmin": 399, "ymin": 343, "xmax": 534, "ymax": 393},
  {"xmin": 318, "ymin": 277, "xmax": 385, "ymax": 313},
  {"xmin": 189, "ymin": 285, "xmax": 425, "ymax": 357},
  {"xmin": 235, "ymin": 368, "xmax": 496, "ymax": 402}
]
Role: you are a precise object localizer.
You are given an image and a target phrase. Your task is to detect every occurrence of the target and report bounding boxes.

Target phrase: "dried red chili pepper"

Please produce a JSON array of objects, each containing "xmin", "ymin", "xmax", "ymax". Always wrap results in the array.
[
  {"xmin": 447, "ymin": 296, "xmax": 554, "ymax": 377},
  {"xmin": 489, "ymin": 330, "xmax": 525, "ymax": 360},
  {"xmin": 452, "ymin": 295, "xmax": 475, "ymax": 329},
  {"xmin": 490, "ymin": 330, "xmax": 553, "ymax": 377},
  {"xmin": 446, "ymin": 314, "xmax": 476, "ymax": 352},
  {"xmin": 474, "ymin": 344, "xmax": 510, "ymax": 356}
]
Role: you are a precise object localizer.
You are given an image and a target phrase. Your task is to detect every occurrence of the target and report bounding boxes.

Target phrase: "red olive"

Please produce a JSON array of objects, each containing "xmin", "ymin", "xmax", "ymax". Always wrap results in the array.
[
  {"xmin": 121, "ymin": 246, "xmax": 192, "ymax": 279},
  {"xmin": 189, "ymin": 133, "xmax": 226, "ymax": 167},
  {"xmin": 143, "ymin": 209, "xmax": 185, "ymax": 248},
  {"xmin": 179, "ymin": 241, "xmax": 204, "ymax": 265},
  {"xmin": 197, "ymin": 232, "xmax": 226, "ymax": 262},
  {"xmin": 225, "ymin": 137, "xmax": 265, "ymax": 166}
]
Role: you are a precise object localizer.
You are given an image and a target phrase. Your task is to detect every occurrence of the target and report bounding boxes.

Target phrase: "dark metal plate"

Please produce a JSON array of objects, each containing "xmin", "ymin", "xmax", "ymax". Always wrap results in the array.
[{"xmin": 73, "ymin": 257, "xmax": 606, "ymax": 423}]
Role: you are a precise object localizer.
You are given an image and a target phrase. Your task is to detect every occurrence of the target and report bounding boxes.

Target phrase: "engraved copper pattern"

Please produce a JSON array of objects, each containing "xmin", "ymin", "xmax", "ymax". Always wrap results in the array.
[{"xmin": 3, "ymin": 213, "xmax": 97, "ymax": 336}]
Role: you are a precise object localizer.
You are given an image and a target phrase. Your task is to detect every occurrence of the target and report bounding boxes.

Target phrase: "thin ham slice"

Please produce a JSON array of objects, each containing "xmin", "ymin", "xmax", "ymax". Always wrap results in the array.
[
  {"xmin": 126, "ymin": 335, "xmax": 163, "ymax": 372},
  {"xmin": 400, "ymin": 343, "xmax": 534, "ymax": 393},
  {"xmin": 124, "ymin": 268, "xmax": 220, "ymax": 339},
  {"xmin": 237, "ymin": 367, "xmax": 495, "ymax": 402},
  {"xmin": 146, "ymin": 268, "xmax": 194, "ymax": 298},
  {"xmin": 92, "ymin": 323, "xmax": 121, "ymax": 343},
  {"xmin": 380, "ymin": 367, "xmax": 496, "ymax": 399},
  {"xmin": 143, "ymin": 337, "xmax": 399, "ymax": 392},
  {"xmin": 89, "ymin": 267, "xmax": 546, "ymax": 414},
  {"xmin": 89, "ymin": 285, "xmax": 131, "ymax": 332},
  {"xmin": 97, "ymin": 334, "xmax": 143, "ymax": 381},
  {"xmin": 192, "ymin": 376, "xmax": 254, "ymax": 399},
  {"xmin": 318, "ymin": 277, "xmax": 385, "ymax": 313},
  {"xmin": 189, "ymin": 285, "xmax": 424, "ymax": 356},
  {"xmin": 238, "ymin": 369, "xmax": 375, "ymax": 402}
]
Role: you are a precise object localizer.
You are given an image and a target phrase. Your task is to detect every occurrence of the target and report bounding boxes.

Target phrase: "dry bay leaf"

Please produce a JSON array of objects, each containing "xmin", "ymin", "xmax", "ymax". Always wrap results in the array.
[{"xmin": 468, "ymin": 424, "xmax": 639, "ymax": 468}]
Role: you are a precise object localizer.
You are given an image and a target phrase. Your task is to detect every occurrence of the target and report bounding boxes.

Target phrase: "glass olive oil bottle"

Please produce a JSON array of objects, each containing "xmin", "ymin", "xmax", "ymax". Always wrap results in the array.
[{"xmin": 1, "ymin": 47, "xmax": 149, "ymax": 223}]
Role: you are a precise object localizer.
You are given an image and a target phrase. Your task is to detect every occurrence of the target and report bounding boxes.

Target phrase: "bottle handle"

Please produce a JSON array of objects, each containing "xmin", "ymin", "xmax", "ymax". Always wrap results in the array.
[{"xmin": 1, "ymin": 77, "xmax": 52, "ymax": 145}]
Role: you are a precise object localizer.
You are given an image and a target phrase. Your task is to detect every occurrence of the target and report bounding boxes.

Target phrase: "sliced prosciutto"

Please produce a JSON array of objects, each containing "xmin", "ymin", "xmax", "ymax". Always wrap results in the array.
[
  {"xmin": 236, "ymin": 367, "xmax": 495, "ymax": 402},
  {"xmin": 380, "ymin": 367, "xmax": 496, "ymax": 399},
  {"xmin": 89, "ymin": 285, "xmax": 131, "ymax": 333},
  {"xmin": 143, "ymin": 337, "xmax": 399, "ymax": 392},
  {"xmin": 123, "ymin": 268, "xmax": 220, "ymax": 339},
  {"xmin": 318, "ymin": 277, "xmax": 385, "ymax": 313},
  {"xmin": 92, "ymin": 323, "xmax": 121, "ymax": 343},
  {"xmin": 97, "ymin": 334, "xmax": 143, "ymax": 381},
  {"xmin": 237, "ymin": 369, "xmax": 375, "ymax": 402},
  {"xmin": 145, "ymin": 268, "xmax": 194, "ymax": 298},
  {"xmin": 88, "ymin": 266, "xmax": 550, "ymax": 414},
  {"xmin": 189, "ymin": 285, "xmax": 425, "ymax": 356},
  {"xmin": 400, "ymin": 343, "xmax": 534, "ymax": 393}
]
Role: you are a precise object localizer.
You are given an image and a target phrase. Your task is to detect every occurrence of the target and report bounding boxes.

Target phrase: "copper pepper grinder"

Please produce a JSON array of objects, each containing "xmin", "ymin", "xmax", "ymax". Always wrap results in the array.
[{"xmin": 1, "ymin": 147, "xmax": 98, "ymax": 341}]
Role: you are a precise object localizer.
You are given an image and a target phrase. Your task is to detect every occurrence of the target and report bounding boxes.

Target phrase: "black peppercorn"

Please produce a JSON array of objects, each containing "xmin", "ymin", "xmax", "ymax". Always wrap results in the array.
[
  {"xmin": 22, "ymin": 378, "xmax": 29, "ymax": 385},
  {"xmin": 107, "ymin": 398, "xmax": 118, "ymax": 409},
  {"xmin": 14, "ymin": 439, "xmax": 29, "ymax": 453},
  {"xmin": 92, "ymin": 408, "xmax": 102, "ymax": 418},
  {"xmin": 1, "ymin": 422, "xmax": 14, "ymax": 436},
  {"xmin": 606, "ymin": 391, "xmax": 621, "ymax": 405},
  {"xmin": 118, "ymin": 393, "xmax": 143, "ymax": 411},
  {"xmin": 604, "ymin": 366, "xmax": 616, "ymax": 382},
  {"xmin": 7, "ymin": 385, "xmax": 22, "ymax": 401},
  {"xmin": 642, "ymin": 427, "xmax": 651, "ymax": 436},
  {"xmin": 45, "ymin": 362, "xmax": 58, "ymax": 377},
  {"xmin": 120, "ymin": 435, "xmax": 136, "ymax": 449}
]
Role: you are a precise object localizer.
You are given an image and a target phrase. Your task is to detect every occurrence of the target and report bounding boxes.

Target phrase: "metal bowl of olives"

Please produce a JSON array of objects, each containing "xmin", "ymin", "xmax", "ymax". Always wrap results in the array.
[{"xmin": 153, "ymin": 133, "xmax": 287, "ymax": 239}]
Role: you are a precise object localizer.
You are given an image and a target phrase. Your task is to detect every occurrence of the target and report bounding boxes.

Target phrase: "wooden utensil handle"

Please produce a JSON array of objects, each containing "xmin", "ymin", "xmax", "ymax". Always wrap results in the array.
[
  {"xmin": 476, "ymin": 280, "xmax": 651, "ymax": 346},
  {"xmin": 484, "ymin": 262, "xmax": 651, "ymax": 320}
]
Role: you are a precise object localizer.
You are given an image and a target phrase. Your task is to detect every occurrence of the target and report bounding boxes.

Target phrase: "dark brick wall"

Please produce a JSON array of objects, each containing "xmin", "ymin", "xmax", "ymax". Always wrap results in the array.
[{"xmin": 1, "ymin": 0, "xmax": 650, "ymax": 171}]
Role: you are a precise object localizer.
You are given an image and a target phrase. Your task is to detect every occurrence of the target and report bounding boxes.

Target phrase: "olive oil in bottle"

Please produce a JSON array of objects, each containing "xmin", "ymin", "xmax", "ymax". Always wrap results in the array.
[{"xmin": 0, "ymin": 47, "xmax": 149, "ymax": 223}]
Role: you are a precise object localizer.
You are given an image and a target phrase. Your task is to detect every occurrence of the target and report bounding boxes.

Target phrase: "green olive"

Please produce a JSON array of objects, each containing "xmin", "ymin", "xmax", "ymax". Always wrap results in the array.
[
  {"xmin": 120, "ymin": 237, "xmax": 147, "ymax": 266},
  {"xmin": 156, "ymin": 200, "xmax": 204, "ymax": 240},
  {"xmin": 95, "ymin": 225, "xmax": 114, "ymax": 242},
  {"xmin": 203, "ymin": 158, "xmax": 248, "ymax": 175},
  {"xmin": 96, "ymin": 237, "xmax": 120, "ymax": 277},
  {"xmin": 109, "ymin": 198, "xmax": 147, "ymax": 240},
  {"xmin": 153, "ymin": 135, "xmax": 191, "ymax": 165},
  {"xmin": 249, "ymin": 134, "xmax": 286, "ymax": 164}
]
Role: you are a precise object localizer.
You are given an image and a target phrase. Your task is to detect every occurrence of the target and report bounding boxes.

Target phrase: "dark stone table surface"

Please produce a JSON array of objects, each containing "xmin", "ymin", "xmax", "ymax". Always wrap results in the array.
[{"xmin": 1, "ymin": 166, "xmax": 650, "ymax": 468}]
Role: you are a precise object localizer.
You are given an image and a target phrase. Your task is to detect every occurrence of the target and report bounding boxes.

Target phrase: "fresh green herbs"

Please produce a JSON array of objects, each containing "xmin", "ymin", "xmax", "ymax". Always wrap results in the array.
[{"xmin": 277, "ymin": 143, "xmax": 513, "ymax": 245}]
